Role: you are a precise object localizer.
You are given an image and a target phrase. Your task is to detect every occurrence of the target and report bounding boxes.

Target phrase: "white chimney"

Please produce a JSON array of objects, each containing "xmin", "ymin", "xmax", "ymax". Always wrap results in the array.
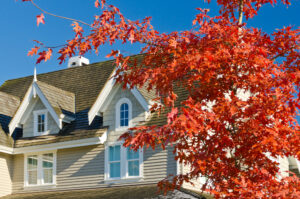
[{"xmin": 68, "ymin": 56, "xmax": 90, "ymax": 68}]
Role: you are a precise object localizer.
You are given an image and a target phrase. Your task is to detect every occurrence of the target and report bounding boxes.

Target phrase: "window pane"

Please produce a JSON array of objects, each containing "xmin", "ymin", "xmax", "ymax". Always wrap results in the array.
[
  {"xmin": 109, "ymin": 145, "xmax": 120, "ymax": 161},
  {"xmin": 43, "ymin": 169, "xmax": 53, "ymax": 184},
  {"xmin": 120, "ymin": 119, "xmax": 125, "ymax": 127},
  {"xmin": 110, "ymin": 162, "xmax": 120, "ymax": 178},
  {"xmin": 28, "ymin": 156, "xmax": 38, "ymax": 170},
  {"xmin": 128, "ymin": 160, "xmax": 139, "ymax": 176},
  {"xmin": 28, "ymin": 170, "xmax": 38, "ymax": 185},
  {"xmin": 127, "ymin": 149, "xmax": 139, "ymax": 160},
  {"xmin": 124, "ymin": 119, "xmax": 128, "ymax": 126},
  {"xmin": 43, "ymin": 153, "xmax": 53, "ymax": 161}
]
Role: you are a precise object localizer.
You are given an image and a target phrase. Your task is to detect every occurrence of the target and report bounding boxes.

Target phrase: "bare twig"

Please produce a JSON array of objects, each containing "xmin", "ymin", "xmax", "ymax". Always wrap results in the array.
[{"xmin": 30, "ymin": 0, "xmax": 93, "ymax": 28}]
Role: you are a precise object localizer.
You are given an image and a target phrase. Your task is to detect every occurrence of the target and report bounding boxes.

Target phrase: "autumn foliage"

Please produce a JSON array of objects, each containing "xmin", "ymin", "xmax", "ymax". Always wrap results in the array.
[{"xmin": 23, "ymin": 0, "xmax": 299, "ymax": 198}]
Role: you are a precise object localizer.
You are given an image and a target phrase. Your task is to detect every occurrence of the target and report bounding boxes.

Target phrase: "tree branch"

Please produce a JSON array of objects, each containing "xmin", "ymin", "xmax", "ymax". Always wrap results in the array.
[
  {"xmin": 238, "ymin": 0, "xmax": 244, "ymax": 25},
  {"xmin": 30, "ymin": 0, "xmax": 93, "ymax": 28}
]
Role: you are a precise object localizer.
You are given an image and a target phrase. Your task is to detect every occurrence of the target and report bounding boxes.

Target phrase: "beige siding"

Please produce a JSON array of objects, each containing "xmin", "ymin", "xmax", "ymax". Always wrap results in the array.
[
  {"xmin": 23, "ymin": 98, "xmax": 59, "ymax": 138},
  {"xmin": 103, "ymin": 86, "xmax": 146, "ymax": 142},
  {"xmin": 11, "ymin": 154, "xmax": 24, "ymax": 193},
  {"xmin": 11, "ymin": 144, "xmax": 177, "ymax": 194},
  {"xmin": 181, "ymin": 163, "xmax": 205, "ymax": 191},
  {"xmin": 0, "ymin": 153, "xmax": 13, "ymax": 197},
  {"xmin": 279, "ymin": 156, "xmax": 289, "ymax": 178}
]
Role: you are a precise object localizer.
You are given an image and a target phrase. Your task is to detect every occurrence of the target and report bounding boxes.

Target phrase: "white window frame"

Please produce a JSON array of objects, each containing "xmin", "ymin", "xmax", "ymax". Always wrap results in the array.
[
  {"xmin": 115, "ymin": 98, "xmax": 132, "ymax": 131},
  {"xmin": 104, "ymin": 142, "xmax": 143, "ymax": 182},
  {"xmin": 24, "ymin": 150, "xmax": 57, "ymax": 187},
  {"xmin": 33, "ymin": 109, "xmax": 48, "ymax": 136}
]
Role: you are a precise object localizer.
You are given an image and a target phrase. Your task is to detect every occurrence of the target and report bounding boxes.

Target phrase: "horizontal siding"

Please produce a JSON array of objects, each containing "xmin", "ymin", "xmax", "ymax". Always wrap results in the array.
[
  {"xmin": 11, "ymin": 144, "xmax": 177, "ymax": 194},
  {"xmin": 182, "ymin": 163, "xmax": 205, "ymax": 191},
  {"xmin": 0, "ymin": 153, "xmax": 13, "ymax": 197},
  {"xmin": 12, "ymin": 154, "xmax": 24, "ymax": 193}
]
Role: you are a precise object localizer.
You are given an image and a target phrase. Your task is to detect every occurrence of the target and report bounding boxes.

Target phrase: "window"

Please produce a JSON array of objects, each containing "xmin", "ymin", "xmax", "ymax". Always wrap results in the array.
[
  {"xmin": 27, "ymin": 155, "xmax": 38, "ymax": 185},
  {"xmin": 25, "ymin": 152, "xmax": 56, "ymax": 186},
  {"xmin": 115, "ymin": 98, "xmax": 132, "ymax": 131},
  {"xmin": 34, "ymin": 110, "xmax": 48, "ymax": 136},
  {"xmin": 120, "ymin": 103, "xmax": 129, "ymax": 127},
  {"xmin": 105, "ymin": 142, "xmax": 143, "ymax": 181},
  {"xmin": 109, "ymin": 145, "xmax": 121, "ymax": 178},
  {"xmin": 127, "ymin": 149, "xmax": 140, "ymax": 177}
]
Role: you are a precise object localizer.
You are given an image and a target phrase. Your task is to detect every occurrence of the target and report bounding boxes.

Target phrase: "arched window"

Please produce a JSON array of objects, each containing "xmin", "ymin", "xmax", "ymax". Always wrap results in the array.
[
  {"xmin": 120, "ymin": 103, "xmax": 129, "ymax": 127},
  {"xmin": 116, "ymin": 98, "xmax": 132, "ymax": 130}
]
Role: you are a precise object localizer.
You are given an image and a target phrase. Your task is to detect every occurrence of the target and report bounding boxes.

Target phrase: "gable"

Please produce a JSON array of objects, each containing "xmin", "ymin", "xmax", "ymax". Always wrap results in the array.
[
  {"xmin": 88, "ymin": 77, "xmax": 150, "ymax": 125},
  {"xmin": 8, "ymin": 82, "xmax": 61, "ymax": 135}
]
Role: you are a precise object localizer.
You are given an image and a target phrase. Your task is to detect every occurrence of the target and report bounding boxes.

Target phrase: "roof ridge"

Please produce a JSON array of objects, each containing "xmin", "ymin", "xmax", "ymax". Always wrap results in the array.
[{"xmin": 1, "ymin": 53, "xmax": 145, "ymax": 83}]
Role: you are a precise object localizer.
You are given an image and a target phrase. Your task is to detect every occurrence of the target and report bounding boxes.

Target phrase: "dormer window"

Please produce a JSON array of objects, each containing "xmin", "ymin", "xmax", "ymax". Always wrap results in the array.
[
  {"xmin": 115, "ymin": 98, "xmax": 132, "ymax": 131},
  {"xmin": 120, "ymin": 103, "xmax": 129, "ymax": 127},
  {"xmin": 34, "ymin": 110, "xmax": 48, "ymax": 136}
]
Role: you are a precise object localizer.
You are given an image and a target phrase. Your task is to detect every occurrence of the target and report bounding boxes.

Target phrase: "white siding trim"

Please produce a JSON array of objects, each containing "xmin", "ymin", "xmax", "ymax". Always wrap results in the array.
[
  {"xmin": 0, "ymin": 131, "xmax": 107, "ymax": 155},
  {"xmin": 88, "ymin": 70, "xmax": 116, "ymax": 125},
  {"xmin": 130, "ymin": 87, "xmax": 150, "ymax": 111}
]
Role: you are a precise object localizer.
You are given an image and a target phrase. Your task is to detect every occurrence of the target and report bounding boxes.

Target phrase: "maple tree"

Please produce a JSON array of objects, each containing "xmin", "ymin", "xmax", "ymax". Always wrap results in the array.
[{"xmin": 22, "ymin": 0, "xmax": 299, "ymax": 198}]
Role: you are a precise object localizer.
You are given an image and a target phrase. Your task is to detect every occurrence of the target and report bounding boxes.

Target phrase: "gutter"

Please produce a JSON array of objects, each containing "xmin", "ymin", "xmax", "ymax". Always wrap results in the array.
[{"xmin": 0, "ymin": 130, "xmax": 107, "ymax": 155}]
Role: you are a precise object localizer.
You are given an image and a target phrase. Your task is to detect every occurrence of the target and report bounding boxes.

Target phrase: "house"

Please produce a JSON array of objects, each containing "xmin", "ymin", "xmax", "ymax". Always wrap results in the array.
[{"xmin": 0, "ymin": 55, "xmax": 299, "ymax": 198}]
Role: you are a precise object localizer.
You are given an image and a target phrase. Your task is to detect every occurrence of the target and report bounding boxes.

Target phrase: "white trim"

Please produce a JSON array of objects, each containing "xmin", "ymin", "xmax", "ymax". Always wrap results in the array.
[
  {"xmin": 104, "ymin": 141, "xmax": 143, "ymax": 182},
  {"xmin": 115, "ymin": 98, "xmax": 132, "ymax": 131},
  {"xmin": 0, "ymin": 131, "xmax": 107, "ymax": 155},
  {"xmin": 88, "ymin": 70, "xmax": 116, "ymax": 125},
  {"xmin": 24, "ymin": 150, "xmax": 57, "ymax": 187},
  {"xmin": 9, "ymin": 85, "xmax": 33, "ymax": 135},
  {"xmin": 130, "ymin": 87, "xmax": 150, "ymax": 111},
  {"xmin": 33, "ymin": 109, "xmax": 48, "ymax": 136},
  {"xmin": 0, "ymin": 145, "xmax": 14, "ymax": 154},
  {"xmin": 9, "ymin": 82, "xmax": 62, "ymax": 135}
]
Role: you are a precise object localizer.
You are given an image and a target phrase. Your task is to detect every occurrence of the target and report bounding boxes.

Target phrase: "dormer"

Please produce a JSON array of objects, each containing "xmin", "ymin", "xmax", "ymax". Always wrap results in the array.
[
  {"xmin": 88, "ymin": 69, "xmax": 152, "ymax": 126},
  {"xmin": 9, "ymin": 79, "xmax": 75, "ymax": 137}
]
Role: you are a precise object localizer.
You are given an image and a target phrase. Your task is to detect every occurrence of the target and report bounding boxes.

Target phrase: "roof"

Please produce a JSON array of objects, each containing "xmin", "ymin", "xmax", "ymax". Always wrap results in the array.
[
  {"xmin": 0, "ymin": 184, "xmax": 207, "ymax": 199},
  {"xmin": 0, "ymin": 55, "xmax": 152, "ymax": 148},
  {"xmin": 0, "ymin": 58, "xmax": 118, "ymax": 113}
]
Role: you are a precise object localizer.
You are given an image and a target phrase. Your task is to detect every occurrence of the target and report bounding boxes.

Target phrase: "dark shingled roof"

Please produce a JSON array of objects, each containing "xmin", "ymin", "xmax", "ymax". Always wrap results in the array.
[{"xmin": 0, "ymin": 184, "xmax": 208, "ymax": 199}]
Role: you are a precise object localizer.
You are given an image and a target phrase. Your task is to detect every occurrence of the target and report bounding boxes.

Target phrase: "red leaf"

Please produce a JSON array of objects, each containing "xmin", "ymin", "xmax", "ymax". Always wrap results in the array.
[
  {"xmin": 36, "ymin": 13, "xmax": 45, "ymax": 26},
  {"xmin": 28, "ymin": 46, "xmax": 40, "ymax": 56},
  {"xmin": 167, "ymin": 107, "xmax": 178, "ymax": 124},
  {"xmin": 95, "ymin": 0, "xmax": 100, "ymax": 8}
]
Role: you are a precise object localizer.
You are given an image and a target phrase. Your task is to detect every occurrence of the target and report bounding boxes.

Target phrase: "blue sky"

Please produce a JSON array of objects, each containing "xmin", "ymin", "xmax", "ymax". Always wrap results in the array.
[{"xmin": 0, "ymin": 0, "xmax": 299, "ymax": 84}]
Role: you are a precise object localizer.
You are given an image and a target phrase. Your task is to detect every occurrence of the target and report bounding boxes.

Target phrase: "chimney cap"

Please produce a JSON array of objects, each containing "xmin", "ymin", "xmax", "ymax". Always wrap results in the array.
[{"xmin": 68, "ymin": 56, "xmax": 89, "ymax": 68}]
